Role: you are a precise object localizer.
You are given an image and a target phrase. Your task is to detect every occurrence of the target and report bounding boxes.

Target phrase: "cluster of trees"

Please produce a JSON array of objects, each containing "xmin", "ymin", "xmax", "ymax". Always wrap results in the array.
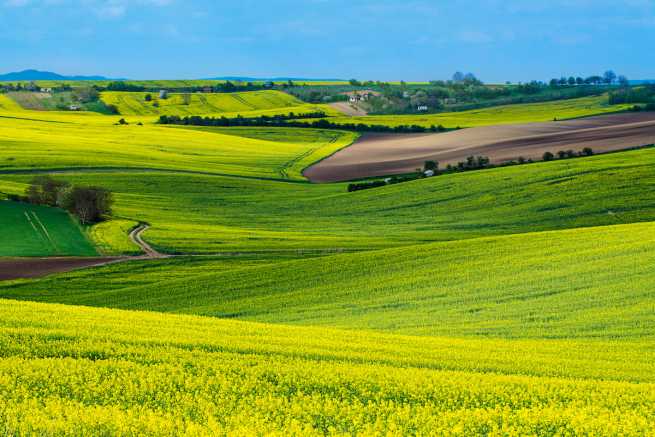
[
  {"xmin": 103, "ymin": 80, "xmax": 297, "ymax": 94},
  {"xmin": 326, "ymin": 72, "xmax": 615, "ymax": 115},
  {"xmin": 609, "ymin": 84, "xmax": 655, "ymax": 105},
  {"xmin": 542, "ymin": 148, "xmax": 594, "ymax": 161},
  {"xmin": 158, "ymin": 113, "xmax": 449, "ymax": 133},
  {"xmin": 549, "ymin": 71, "xmax": 628, "ymax": 87},
  {"xmin": 10, "ymin": 176, "xmax": 113, "ymax": 224}
]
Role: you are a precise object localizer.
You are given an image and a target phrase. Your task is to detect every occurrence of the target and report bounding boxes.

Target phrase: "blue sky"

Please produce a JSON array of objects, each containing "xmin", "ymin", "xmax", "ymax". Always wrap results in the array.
[{"xmin": 1, "ymin": 0, "xmax": 654, "ymax": 82}]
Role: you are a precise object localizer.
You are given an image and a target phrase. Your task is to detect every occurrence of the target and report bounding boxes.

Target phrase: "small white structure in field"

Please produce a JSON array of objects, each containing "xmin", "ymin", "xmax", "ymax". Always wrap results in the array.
[
  {"xmin": 159, "ymin": 90, "xmax": 168, "ymax": 99},
  {"xmin": 417, "ymin": 105, "xmax": 429, "ymax": 111},
  {"xmin": 40, "ymin": 87, "xmax": 53, "ymax": 93},
  {"xmin": 384, "ymin": 178, "xmax": 392, "ymax": 184},
  {"xmin": 68, "ymin": 105, "xmax": 80, "ymax": 111},
  {"xmin": 423, "ymin": 169, "xmax": 435, "ymax": 177},
  {"xmin": 402, "ymin": 91, "xmax": 410, "ymax": 98}
]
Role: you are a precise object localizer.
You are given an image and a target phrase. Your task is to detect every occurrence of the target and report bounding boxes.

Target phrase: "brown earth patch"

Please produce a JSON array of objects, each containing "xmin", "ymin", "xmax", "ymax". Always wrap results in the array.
[
  {"xmin": 0, "ymin": 257, "xmax": 126, "ymax": 281},
  {"xmin": 329, "ymin": 102, "xmax": 368, "ymax": 116},
  {"xmin": 304, "ymin": 112, "xmax": 655, "ymax": 182}
]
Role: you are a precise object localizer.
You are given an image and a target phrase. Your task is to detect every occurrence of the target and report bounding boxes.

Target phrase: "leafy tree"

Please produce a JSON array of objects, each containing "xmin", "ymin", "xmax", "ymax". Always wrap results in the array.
[
  {"xmin": 604, "ymin": 70, "xmax": 617, "ymax": 85},
  {"xmin": 60, "ymin": 186, "xmax": 113, "ymax": 224},
  {"xmin": 452, "ymin": 72, "xmax": 465, "ymax": 83},
  {"xmin": 25, "ymin": 176, "xmax": 70, "ymax": 206},
  {"xmin": 542, "ymin": 151, "xmax": 555, "ymax": 161},
  {"xmin": 144, "ymin": 94, "xmax": 152, "ymax": 102},
  {"xmin": 424, "ymin": 160, "xmax": 438, "ymax": 171},
  {"xmin": 582, "ymin": 147, "xmax": 594, "ymax": 156}
]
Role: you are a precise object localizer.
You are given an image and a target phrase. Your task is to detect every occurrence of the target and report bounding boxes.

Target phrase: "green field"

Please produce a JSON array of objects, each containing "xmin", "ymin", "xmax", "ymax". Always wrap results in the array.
[
  {"xmin": 0, "ymin": 111, "xmax": 357, "ymax": 181},
  {"xmin": 3, "ymin": 221, "xmax": 653, "ymax": 340},
  {"xmin": 316, "ymin": 95, "xmax": 634, "ymax": 128},
  {"xmin": 100, "ymin": 90, "xmax": 337, "ymax": 117},
  {"xmin": 1, "ymin": 299, "xmax": 653, "ymax": 435},
  {"xmin": 0, "ymin": 201, "xmax": 96, "ymax": 257},
  {"xmin": 2, "ymin": 145, "xmax": 653, "ymax": 254},
  {"xmin": 0, "ymin": 87, "xmax": 654, "ymax": 434}
]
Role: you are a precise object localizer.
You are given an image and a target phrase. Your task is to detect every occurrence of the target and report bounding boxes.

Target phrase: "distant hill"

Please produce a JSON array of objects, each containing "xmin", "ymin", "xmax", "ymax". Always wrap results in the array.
[
  {"xmin": 206, "ymin": 76, "xmax": 345, "ymax": 82},
  {"xmin": 0, "ymin": 69, "xmax": 116, "ymax": 81},
  {"xmin": 629, "ymin": 80, "xmax": 655, "ymax": 85}
]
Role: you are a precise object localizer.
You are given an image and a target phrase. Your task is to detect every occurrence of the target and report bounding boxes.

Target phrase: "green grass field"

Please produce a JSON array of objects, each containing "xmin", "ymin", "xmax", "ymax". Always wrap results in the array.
[
  {"xmin": 317, "ymin": 95, "xmax": 634, "ymax": 128},
  {"xmin": 100, "ymin": 90, "xmax": 337, "ymax": 117},
  {"xmin": 0, "ymin": 112, "xmax": 357, "ymax": 181},
  {"xmin": 2, "ymin": 146, "xmax": 652, "ymax": 254},
  {"xmin": 2, "ymin": 221, "xmax": 653, "ymax": 339},
  {"xmin": 0, "ymin": 89, "xmax": 654, "ymax": 434},
  {"xmin": 0, "ymin": 201, "xmax": 96, "ymax": 257}
]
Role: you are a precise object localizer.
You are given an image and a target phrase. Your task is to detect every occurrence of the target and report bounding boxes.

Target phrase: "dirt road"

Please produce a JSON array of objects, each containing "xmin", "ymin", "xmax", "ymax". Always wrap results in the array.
[
  {"xmin": 304, "ymin": 112, "xmax": 655, "ymax": 182},
  {"xmin": 129, "ymin": 224, "xmax": 167, "ymax": 259}
]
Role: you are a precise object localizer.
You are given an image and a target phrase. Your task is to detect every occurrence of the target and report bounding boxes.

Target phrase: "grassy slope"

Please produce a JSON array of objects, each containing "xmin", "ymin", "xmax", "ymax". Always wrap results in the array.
[
  {"xmin": 0, "ymin": 201, "xmax": 96, "ymax": 257},
  {"xmin": 2, "ymin": 221, "xmax": 652, "ymax": 339},
  {"xmin": 0, "ymin": 114, "xmax": 356, "ymax": 181},
  {"xmin": 319, "ymin": 95, "xmax": 634, "ymax": 128},
  {"xmin": 1, "ymin": 299, "xmax": 653, "ymax": 435},
  {"xmin": 1, "ymin": 146, "xmax": 653, "ymax": 254},
  {"xmin": 0, "ymin": 94, "xmax": 23, "ymax": 112},
  {"xmin": 100, "ymin": 90, "xmax": 338, "ymax": 117}
]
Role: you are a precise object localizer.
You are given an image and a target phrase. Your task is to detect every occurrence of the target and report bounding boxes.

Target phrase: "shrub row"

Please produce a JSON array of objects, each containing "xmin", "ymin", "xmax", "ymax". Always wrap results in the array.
[{"xmin": 158, "ymin": 113, "xmax": 449, "ymax": 133}]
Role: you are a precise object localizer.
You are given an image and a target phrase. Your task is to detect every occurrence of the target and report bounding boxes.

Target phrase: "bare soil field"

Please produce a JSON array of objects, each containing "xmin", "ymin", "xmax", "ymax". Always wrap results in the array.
[
  {"xmin": 329, "ymin": 102, "xmax": 368, "ymax": 116},
  {"xmin": 0, "ymin": 257, "xmax": 125, "ymax": 281},
  {"xmin": 304, "ymin": 112, "xmax": 655, "ymax": 182}
]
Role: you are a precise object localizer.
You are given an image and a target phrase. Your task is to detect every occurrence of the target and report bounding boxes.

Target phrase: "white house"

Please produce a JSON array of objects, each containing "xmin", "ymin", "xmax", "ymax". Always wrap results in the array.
[
  {"xmin": 417, "ymin": 105, "xmax": 429, "ymax": 111},
  {"xmin": 159, "ymin": 90, "xmax": 168, "ymax": 99},
  {"xmin": 423, "ymin": 169, "xmax": 435, "ymax": 177},
  {"xmin": 68, "ymin": 105, "xmax": 81, "ymax": 111},
  {"xmin": 40, "ymin": 87, "xmax": 53, "ymax": 93}
]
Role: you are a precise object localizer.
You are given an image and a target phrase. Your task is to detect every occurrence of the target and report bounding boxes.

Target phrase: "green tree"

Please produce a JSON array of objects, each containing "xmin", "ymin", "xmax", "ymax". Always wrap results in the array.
[{"xmin": 424, "ymin": 160, "xmax": 438, "ymax": 172}]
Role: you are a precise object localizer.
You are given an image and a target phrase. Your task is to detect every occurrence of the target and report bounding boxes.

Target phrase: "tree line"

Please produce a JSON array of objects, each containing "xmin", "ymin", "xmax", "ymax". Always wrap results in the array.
[
  {"xmin": 7, "ymin": 176, "xmax": 113, "ymax": 225},
  {"xmin": 158, "ymin": 113, "xmax": 449, "ymax": 134},
  {"xmin": 548, "ymin": 70, "xmax": 628, "ymax": 87}
]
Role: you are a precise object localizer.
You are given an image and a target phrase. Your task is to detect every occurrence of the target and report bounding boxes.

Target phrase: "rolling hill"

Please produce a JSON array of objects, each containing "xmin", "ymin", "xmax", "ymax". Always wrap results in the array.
[
  {"xmin": 100, "ymin": 90, "xmax": 337, "ymax": 117},
  {"xmin": 2, "ymin": 144, "xmax": 653, "ymax": 255},
  {"xmin": 0, "ymin": 87, "xmax": 654, "ymax": 435},
  {"xmin": 0, "ymin": 201, "xmax": 96, "ymax": 257},
  {"xmin": 2, "ymin": 221, "xmax": 653, "ymax": 339},
  {"xmin": 1, "ymin": 298, "xmax": 653, "ymax": 435},
  {"xmin": 0, "ymin": 69, "xmax": 113, "ymax": 81},
  {"xmin": 308, "ymin": 95, "xmax": 634, "ymax": 128}
]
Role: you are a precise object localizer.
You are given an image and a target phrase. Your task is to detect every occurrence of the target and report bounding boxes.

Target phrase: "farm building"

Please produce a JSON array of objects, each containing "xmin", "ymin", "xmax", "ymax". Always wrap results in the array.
[
  {"xmin": 40, "ymin": 87, "xmax": 53, "ymax": 93},
  {"xmin": 159, "ymin": 90, "xmax": 168, "ymax": 99},
  {"xmin": 68, "ymin": 105, "xmax": 80, "ymax": 111},
  {"xmin": 417, "ymin": 105, "xmax": 429, "ymax": 111},
  {"xmin": 423, "ymin": 170, "xmax": 435, "ymax": 177},
  {"xmin": 342, "ymin": 90, "xmax": 381, "ymax": 103}
]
